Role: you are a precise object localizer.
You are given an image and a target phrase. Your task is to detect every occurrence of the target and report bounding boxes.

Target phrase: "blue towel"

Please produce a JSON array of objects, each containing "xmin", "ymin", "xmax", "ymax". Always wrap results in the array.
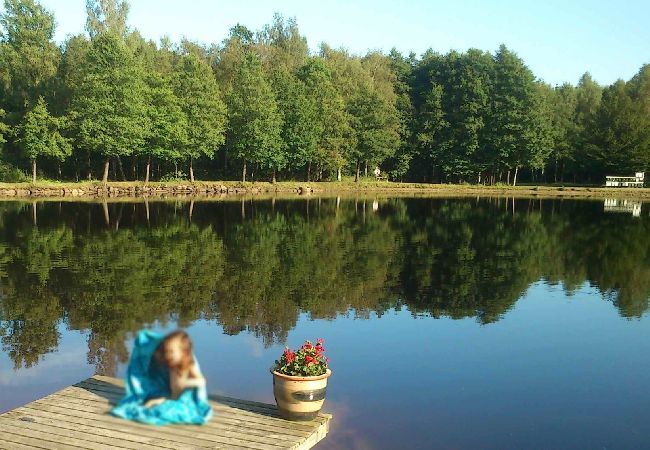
[{"xmin": 111, "ymin": 330, "xmax": 213, "ymax": 425}]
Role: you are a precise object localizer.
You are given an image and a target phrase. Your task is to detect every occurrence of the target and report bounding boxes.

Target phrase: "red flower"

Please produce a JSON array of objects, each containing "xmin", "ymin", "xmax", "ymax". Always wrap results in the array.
[
  {"xmin": 275, "ymin": 338, "xmax": 329, "ymax": 376},
  {"xmin": 284, "ymin": 348, "xmax": 296, "ymax": 364}
]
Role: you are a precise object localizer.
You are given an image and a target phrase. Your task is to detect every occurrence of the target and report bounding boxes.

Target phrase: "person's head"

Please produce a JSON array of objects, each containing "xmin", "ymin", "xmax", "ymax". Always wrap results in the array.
[{"xmin": 154, "ymin": 330, "xmax": 193, "ymax": 371}]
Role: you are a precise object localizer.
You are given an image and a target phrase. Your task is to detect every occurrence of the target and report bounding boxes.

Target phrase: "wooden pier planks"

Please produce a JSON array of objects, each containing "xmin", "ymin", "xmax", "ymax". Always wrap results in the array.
[{"xmin": 0, "ymin": 375, "xmax": 331, "ymax": 450}]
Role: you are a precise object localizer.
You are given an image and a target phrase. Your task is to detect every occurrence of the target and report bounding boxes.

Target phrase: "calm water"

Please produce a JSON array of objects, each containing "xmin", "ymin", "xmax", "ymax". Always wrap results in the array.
[{"xmin": 0, "ymin": 197, "xmax": 649, "ymax": 449}]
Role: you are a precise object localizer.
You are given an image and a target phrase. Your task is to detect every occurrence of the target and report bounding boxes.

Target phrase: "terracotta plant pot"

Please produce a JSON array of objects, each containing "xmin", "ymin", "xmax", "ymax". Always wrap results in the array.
[{"xmin": 271, "ymin": 369, "xmax": 332, "ymax": 421}]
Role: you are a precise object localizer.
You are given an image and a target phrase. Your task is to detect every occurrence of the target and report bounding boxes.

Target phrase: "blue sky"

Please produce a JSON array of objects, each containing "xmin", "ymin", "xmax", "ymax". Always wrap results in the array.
[{"xmin": 32, "ymin": 0, "xmax": 650, "ymax": 86}]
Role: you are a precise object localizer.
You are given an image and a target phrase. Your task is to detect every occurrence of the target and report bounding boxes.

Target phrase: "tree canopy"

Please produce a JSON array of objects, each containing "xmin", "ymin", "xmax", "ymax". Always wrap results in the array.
[{"xmin": 0, "ymin": 0, "xmax": 647, "ymax": 184}]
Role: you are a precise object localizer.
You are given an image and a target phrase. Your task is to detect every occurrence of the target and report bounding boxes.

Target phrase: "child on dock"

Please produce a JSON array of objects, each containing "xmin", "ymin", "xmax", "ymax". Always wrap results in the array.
[
  {"xmin": 111, "ymin": 329, "xmax": 212, "ymax": 425},
  {"xmin": 144, "ymin": 330, "xmax": 207, "ymax": 407}
]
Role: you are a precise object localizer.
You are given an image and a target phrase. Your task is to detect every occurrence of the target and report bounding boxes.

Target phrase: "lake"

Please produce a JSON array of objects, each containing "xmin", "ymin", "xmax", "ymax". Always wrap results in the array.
[{"xmin": 0, "ymin": 196, "xmax": 649, "ymax": 449}]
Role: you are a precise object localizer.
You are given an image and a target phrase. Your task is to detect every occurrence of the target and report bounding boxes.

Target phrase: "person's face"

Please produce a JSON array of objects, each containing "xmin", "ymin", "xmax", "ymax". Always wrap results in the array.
[{"xmin": 164, "ymin": 337, "xmax": 185, "ymax": 367}]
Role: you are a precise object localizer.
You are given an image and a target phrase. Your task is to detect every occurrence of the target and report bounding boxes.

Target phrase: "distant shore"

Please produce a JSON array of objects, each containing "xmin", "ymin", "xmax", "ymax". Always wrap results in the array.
[{"xmin": 1, "ymin": 180, "xmax": 649, "ymax": 201}]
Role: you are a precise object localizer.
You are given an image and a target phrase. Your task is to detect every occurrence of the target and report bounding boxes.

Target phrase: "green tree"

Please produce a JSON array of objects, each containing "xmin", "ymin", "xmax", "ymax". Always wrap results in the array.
[
  {"xmin": 355, "ymin": 52, "xmax": 402, "ymax": 180},
  {"xmin": 548, "ymin": 83, "xmax": 577, "ymax": 182},
  {"xmin": 348, "ymin": 77, "xmax": 401, "ymax": 180},
  {"xmin": 16, "ymin": 97, "xmax": 71, "ymax": 182},
  {"xmin": 571, "ymin": 72, "xmax": 603, "ymax": 180},
  {"xmin": 595, "ymin": 67, "xmax": 650, "ymax": 175},
  {"xmin": 172, "ymin": 53, "xmax": 227, "ymax": 181},
  {"xmin": 487, "ymin": 44, "xmax": 540, "ymax": 185},
  {"xmin": 298, "ymin": 57, "xmax": 351, "ymax": 181},
  {"xmin": 226, "ymin": 52, "xmax": 283, "ymax": 182},
  {"xmin": 85, "ymin": 0, "xmax": 130, "ymax": 38},
  {"xmin": 0, "ymin": 0, "xmax": 60, "ymax": 114},
  {"xmin": 0, "ymin": 108, "xmax": 8, "ymax": 147},
  {"xmin": 386, "ymin": 49, "xmax": 417, "ymax": 181},
  {"xmin": 70, "ymin": 32, "xmax": 148, "ymax": 183},
  {"xmin": 52, "ymin": 34, "xmax": 90, "ymax": 116},
  {"xmin": 271, "ymin": 65, "xmax": 314, "ymax": 181},
  {"xmin": 142, "ymin": 71, "xmax": 187, "ymax": 182},
  {"xmin": 323, "ymin": 48, "xmax": 400, "ymax": 181}
]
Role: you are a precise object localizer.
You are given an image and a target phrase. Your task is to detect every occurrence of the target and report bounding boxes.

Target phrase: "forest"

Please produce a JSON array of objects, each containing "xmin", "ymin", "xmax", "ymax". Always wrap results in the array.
[{"xmin": 0, "ymin": 0, "xmax": 649, "ymax": 185}]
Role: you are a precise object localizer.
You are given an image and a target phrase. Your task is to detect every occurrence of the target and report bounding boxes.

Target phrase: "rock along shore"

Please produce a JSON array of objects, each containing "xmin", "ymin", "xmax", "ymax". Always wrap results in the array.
[
  {"xmin": 0, "ymin": 182, "xmax": 316, "ymax": 199},
  {"xmin": 0, "ymin": 181, "xmax": 649, "ymax": 200}
]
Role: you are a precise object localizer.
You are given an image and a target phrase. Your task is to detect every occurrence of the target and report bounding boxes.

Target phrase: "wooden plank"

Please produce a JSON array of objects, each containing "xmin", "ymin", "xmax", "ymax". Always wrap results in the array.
[
  {"xmin": 0, "ymin": 438, "xmax": 46, "ymax": 450},
  {"xmin": 0, "ymin": 432, "xmax": 55, "ymax": 450},
  {"xmin": 46, "ymin": 388, "xmax": 315, "ymax": 438},
  {"xmin": 0, "ymin": 420, "xmax": 110, "ymax": 450},
  {"xmin": 0, "ymin": 416, "xmax": 154, "ymax": 450},
  {"xmin": 2, "ymin": 409, "xmax": 199, "ymax": 450},
  {"xmin": 15, "ymin": 404, "xmax": 287, "ymax": 449},
  {"xmin": 83, "ymin": 376, "xmax": 332, "ymax": 448},
  {"xmin": 80, "ymin": 378, "xmax": 332, "ymax": 431},
  {"xmin": 40, "ymin": 393, "xmax": 309, "ymax": 443},
  {"xmin": 20, "ymin": 398, "xmax": 292, "ymax": 450},
  {"xmin": 71, "ymin": 381, "xmax": 325, "ymax": 433},
  {"xmin": 31, "ymin": 399, "xmax": 295, "ymax": 449},
  {"xmin": 12, "ymin": 405, "xmax": 237, "ymax": 450},
  {"xmin": 0, "ymin": 376, "xmax": 331, "ymax": 450},
  {"xmin": 36, "ymin": 393, "xmax": 311, "ymax": 441}
]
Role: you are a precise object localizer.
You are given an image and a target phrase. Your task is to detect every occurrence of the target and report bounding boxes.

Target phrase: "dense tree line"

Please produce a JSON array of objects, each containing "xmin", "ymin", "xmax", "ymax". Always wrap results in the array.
[
  {"xmin": 0, "ymin": 0, "xmax": 648, "ymax": 184},
  {"xmin": 0, "ymin": 197, "xmax": 648, "ymax": 371}
]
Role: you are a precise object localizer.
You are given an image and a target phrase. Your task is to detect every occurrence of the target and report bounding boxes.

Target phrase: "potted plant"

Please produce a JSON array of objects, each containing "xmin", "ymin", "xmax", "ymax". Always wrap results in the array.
[{"xmin": 271, "ymin": 338, "xmax": 331, "ymax": 421}]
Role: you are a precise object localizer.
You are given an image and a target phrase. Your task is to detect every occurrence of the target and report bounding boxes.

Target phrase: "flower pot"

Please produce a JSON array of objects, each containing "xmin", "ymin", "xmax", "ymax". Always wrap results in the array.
[{"xmin": 271, "ymin": 369, "xmax": 331, "ymax": 421}]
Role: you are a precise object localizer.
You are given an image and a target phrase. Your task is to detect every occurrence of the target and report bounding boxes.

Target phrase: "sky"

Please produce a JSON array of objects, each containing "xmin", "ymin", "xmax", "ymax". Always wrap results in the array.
[{"xmin": 29, "ymin": 0, "xmax": 650, "ymax": 86}]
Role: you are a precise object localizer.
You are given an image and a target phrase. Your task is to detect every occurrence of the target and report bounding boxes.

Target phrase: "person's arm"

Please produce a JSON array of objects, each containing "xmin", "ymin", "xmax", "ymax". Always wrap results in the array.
[
  {"xmin": 144, "ymin": 397, "xmax": 166, "ymax": 408},
  {"xmin": 181, "ymin": 363, "xmax": 206, "ymax": 389}
]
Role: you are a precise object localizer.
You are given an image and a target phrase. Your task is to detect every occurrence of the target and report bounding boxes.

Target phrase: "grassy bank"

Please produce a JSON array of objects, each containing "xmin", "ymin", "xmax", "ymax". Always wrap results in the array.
[{"xmin": 0, "ymin": 180, "xmax": 649, "ymax": 200}]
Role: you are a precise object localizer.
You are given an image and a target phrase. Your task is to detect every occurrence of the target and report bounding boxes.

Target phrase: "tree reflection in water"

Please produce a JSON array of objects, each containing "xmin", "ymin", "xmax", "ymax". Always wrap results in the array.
[{"xmin": 0, "ymin": 197, "xmax": 647, "ymax": 374}]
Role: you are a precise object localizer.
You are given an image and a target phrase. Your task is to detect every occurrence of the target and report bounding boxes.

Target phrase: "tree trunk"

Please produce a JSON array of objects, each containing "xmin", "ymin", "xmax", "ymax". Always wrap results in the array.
[
  {"xmin": 117, "ymin": 157, "xmax": 127, "ymax": 181},
  {"xmin": 307, "ymin": 161, "xmax": 311, "ymax": 182},
  {"xmin": 507, "ymin": 170, "xmax": 511, "ymax": 186},
  {"xmin": 145, "ymin": 157, "xmax": 151, "ymax": 184},
  {"xmin": 513, "ymin": 166, "xmax": 519, "ymax": 187},
  {"xmin": 242, "ymin": 160, "xmax": 247, "ymax": 182},
  {"xmin": 102, "ymin": 159, "xmax": 110, "ymax": 184},
  {"xmin": 102, "ymin": 201, "xmax": 110, "ymax": 227},
  {"xmin": 32, "ymin": 201, "xmax": 37, "ymax": 226},
  {"xmin": 144, "ymin": 198, "xmax": 150, "ymax": 224},
  {"xmin": 31, "ymin": 159, "xmax": 36, "ymax": 183},
  {"xmin": 355, "ymin": 161, "xmax": 360, "ymax": 182},
  {"xmin": 364, "ymin": 161, "xmax": 368, "ymax": 178},
  {"xmin": 57, "ymin": 163, "xmax": 62, "ymax": 180},
  {"xmin": 115, "ymin": 203, "xmax": 123, "ymax": 231},
  {"xmin": 272, "ymin": 168, "xmax": 276, "ymax": 183},
  {"xmin": 189, "ymin": 158, "xmax": 195, "ymax": 182},
  {"xmin": 87, "ymin": 152, "xmax": 92, "ymax": 180},
  {"xmin": 337, "ymin": 167, "xmax": 342, "ymax": 182}
]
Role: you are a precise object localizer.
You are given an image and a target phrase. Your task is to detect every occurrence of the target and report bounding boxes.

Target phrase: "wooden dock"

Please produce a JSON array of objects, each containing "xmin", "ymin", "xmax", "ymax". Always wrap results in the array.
[{"xmin": 0, "ymin": 375, "xmax": 332, "ymax": 450}]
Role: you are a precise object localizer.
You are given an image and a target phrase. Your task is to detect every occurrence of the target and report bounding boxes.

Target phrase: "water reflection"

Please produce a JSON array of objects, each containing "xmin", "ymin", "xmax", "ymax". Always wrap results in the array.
[
  {"xmin": 0, "ymin": 197, "xmax": 648, "ymax": 376},
  {"xmin": 603, "ymin": 198, "xmax": 643, "ymax": 217}
]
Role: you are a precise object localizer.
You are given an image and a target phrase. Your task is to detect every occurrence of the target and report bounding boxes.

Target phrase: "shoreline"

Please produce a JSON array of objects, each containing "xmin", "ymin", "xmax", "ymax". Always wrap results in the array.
[{"xmin": 0, "ymin": 180, "xmax": 649, "ymax": 201}]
